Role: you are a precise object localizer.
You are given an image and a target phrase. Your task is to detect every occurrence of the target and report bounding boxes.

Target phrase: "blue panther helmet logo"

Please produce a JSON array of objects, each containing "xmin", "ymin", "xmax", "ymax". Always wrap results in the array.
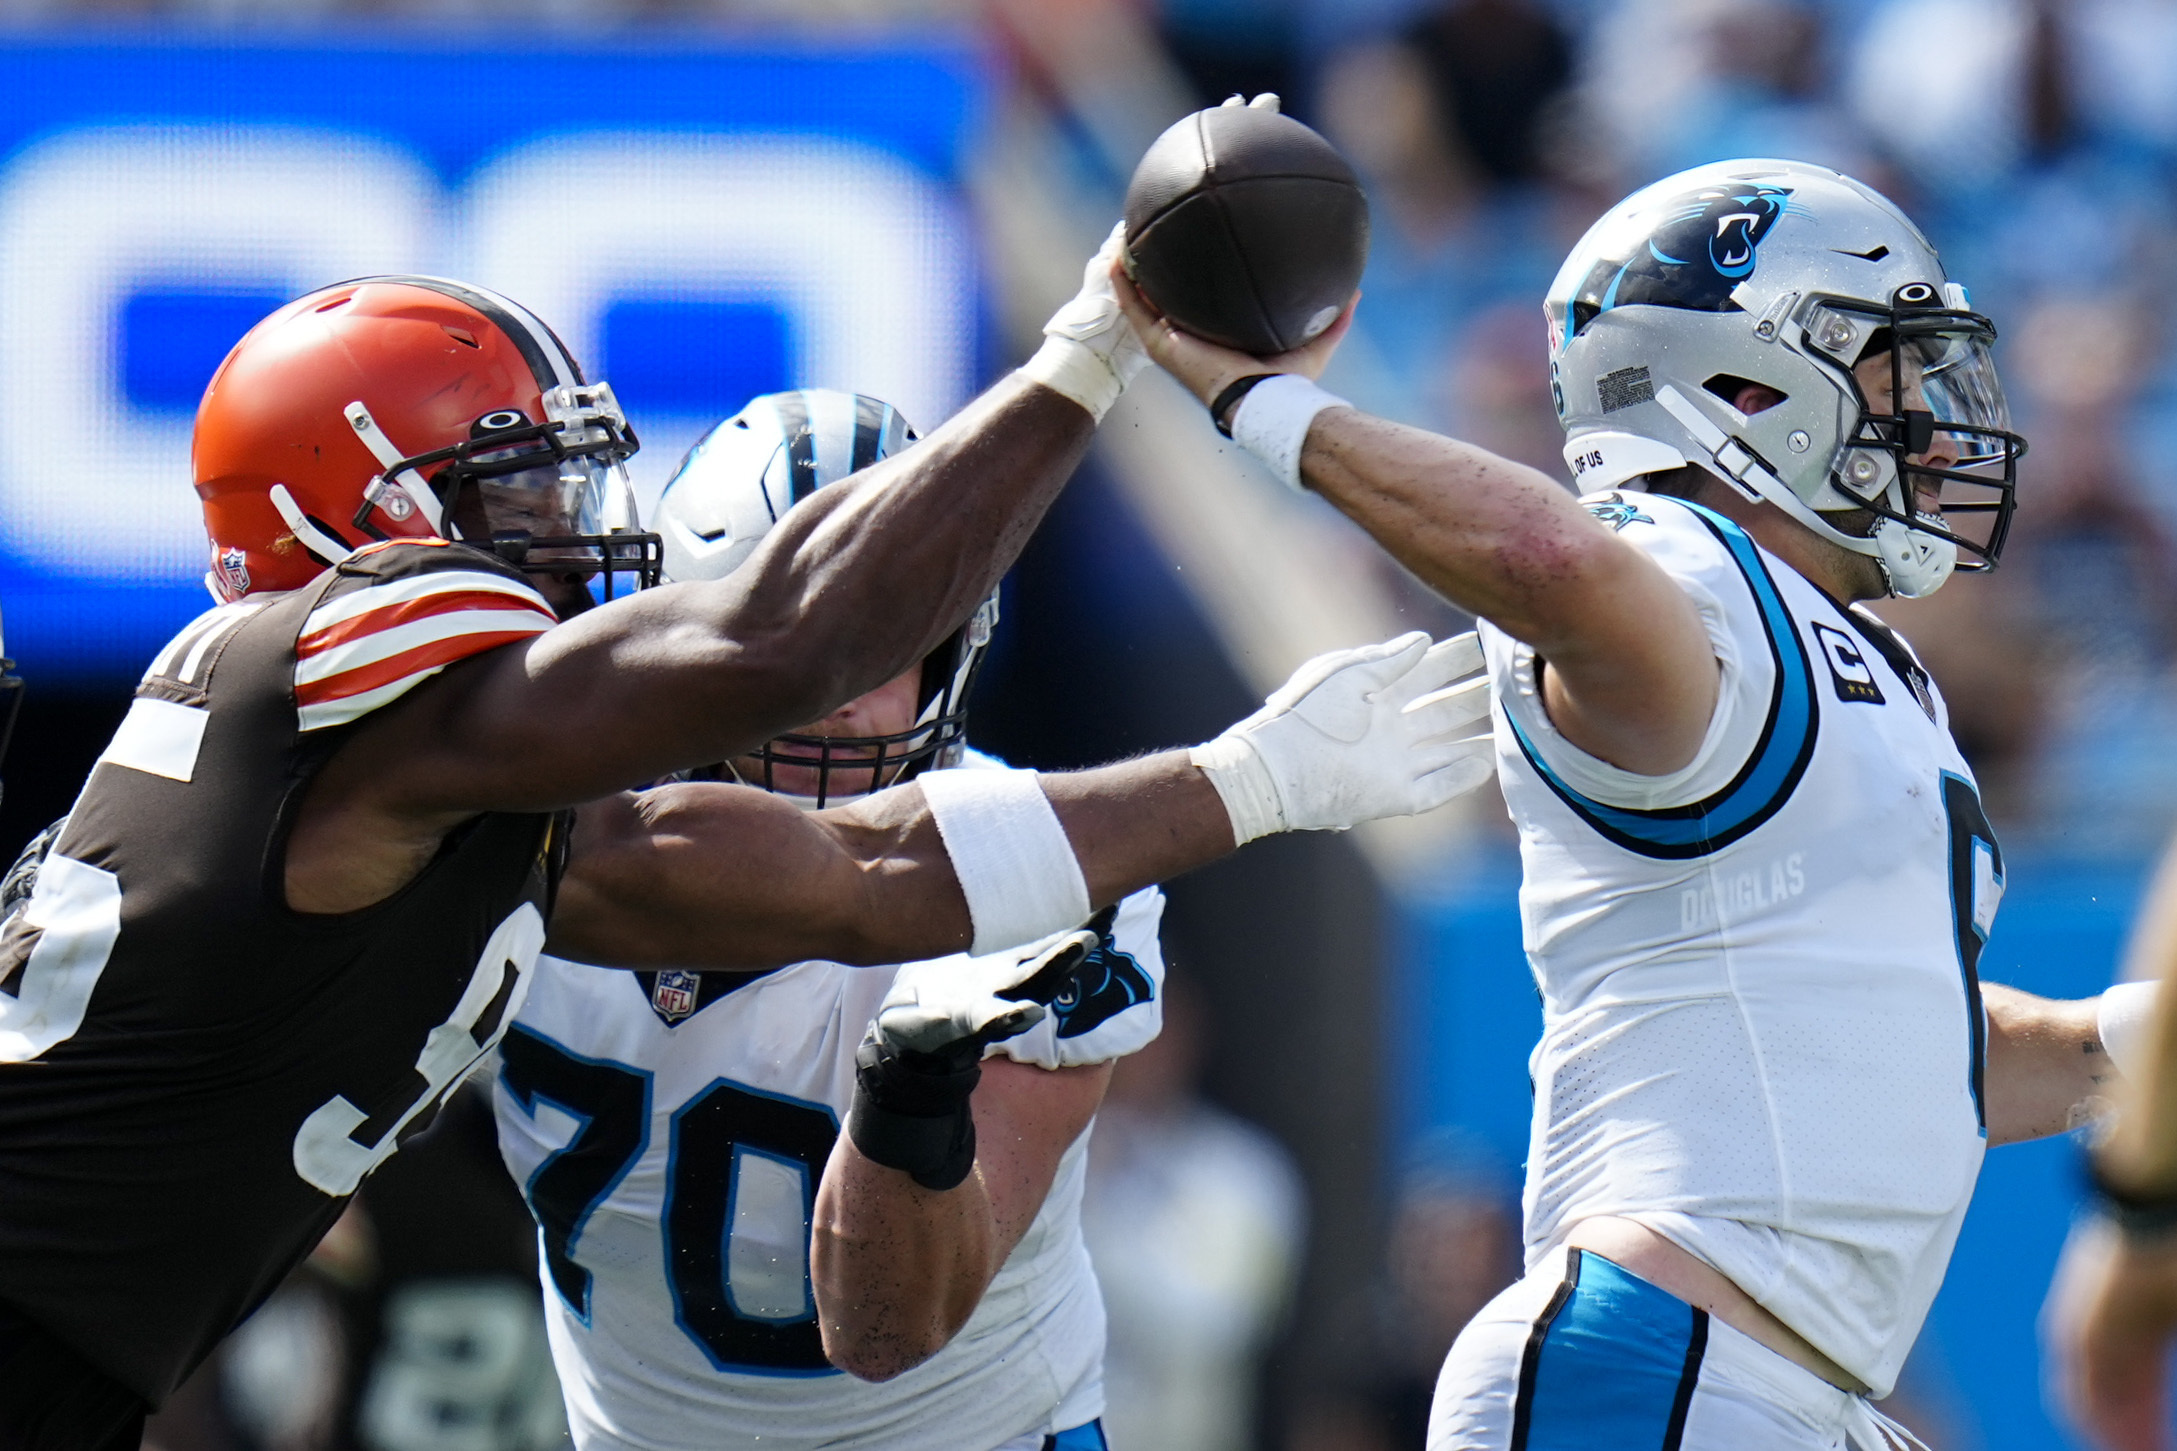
[{"xmin": 1572, "ymin": 184, "xmax": 1795, "ymax": 332}]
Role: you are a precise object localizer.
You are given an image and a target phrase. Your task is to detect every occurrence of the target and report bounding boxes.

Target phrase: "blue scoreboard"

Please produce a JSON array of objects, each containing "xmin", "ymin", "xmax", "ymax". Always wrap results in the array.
[{"xmin": 0, "ymin": 34, "xmax": 985, "ymax": 679}]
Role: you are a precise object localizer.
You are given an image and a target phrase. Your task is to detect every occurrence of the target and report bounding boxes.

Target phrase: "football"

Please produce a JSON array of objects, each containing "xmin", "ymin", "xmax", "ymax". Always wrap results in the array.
[{"xmin": 1122, "ymin": 99, "xmax": 1371, "ymax": 356}]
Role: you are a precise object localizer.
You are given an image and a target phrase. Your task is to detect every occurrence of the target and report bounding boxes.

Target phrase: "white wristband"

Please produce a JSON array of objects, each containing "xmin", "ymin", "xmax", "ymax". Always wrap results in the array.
[
  {"xmin": 1229, "ymin": 374, "xmax": 1351, "ymax": 491},
  {"xmin": 1021, "ymin": 335, "xmax": 1126, "ymax": 424},
  {"xmin": 918, "ymin": 767, "xmax": 1093, "ymax": 956},
  {"xmin": 1187, "ymin": 733, "xmax": 1286, "ymax": 845},
  {"xmin": 2101, "ymin": 980, "xmax": 2161, "ymax": 1080}
]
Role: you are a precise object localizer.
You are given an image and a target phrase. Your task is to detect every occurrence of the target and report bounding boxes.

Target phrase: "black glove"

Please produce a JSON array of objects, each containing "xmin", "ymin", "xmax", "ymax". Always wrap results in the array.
[{"xmin": 846, "ymin": 916, "xmax": 1109, "ymax": 1191}]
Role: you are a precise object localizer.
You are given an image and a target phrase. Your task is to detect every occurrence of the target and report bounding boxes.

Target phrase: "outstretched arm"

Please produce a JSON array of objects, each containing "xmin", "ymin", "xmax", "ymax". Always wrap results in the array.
[
  {"xmin": 289, "ymin": 237, "xmax": 1149, "ymax": 912},
  {"xmin": 548, "ymin": 630, "xmax": 1494, "ymax": 970},
  {"xmin": 811, "ymin": 1058, "xmax": 1110, "ymax": 1380},
  {"xmin": 546, "ymin": 754, "xmax": 1219, "ymax": 970},
  {"xmin": 1983, "ymin": 983, "xmax": 2118, "ymax": 1145},
  {"xmin": 321, "ymin": 374, "xmax": 1094, "ymax": 820},
  {"xmin": 1114, "ymin": 276, "xmax": 1718, "ymax": 777}
]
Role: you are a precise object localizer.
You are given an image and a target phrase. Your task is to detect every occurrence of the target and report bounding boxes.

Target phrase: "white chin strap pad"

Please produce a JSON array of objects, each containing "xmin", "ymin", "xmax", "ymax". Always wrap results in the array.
[{"xmin": 1872, "ymin": 515, "xmax": 1957, "ymax": 598}]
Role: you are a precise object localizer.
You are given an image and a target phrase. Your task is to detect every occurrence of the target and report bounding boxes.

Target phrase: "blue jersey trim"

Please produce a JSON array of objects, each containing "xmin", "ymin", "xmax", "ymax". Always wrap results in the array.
[
  {"xmin": 1511, "ymin": 1250, "xmax": 1708, "ymax": 1451},
  {"xmin": 1506, "ymin": 500, "xmax": 1818, "ymax": 859}
]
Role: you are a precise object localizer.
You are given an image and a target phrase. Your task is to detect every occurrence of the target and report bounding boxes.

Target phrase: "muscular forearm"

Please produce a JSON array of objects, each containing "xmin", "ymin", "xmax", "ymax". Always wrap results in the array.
[
  {"xmin": 1043, "ymin": 752, "xmax": 1233, "ymax": 905},
  {"xmin": 386, "ymin": 377, "xmax": 1095, "ymax": 818},
  {"xmin": 555, "ymin": 625, "xmax": 1488, "ymax": 970},
  {"xmin": 549, "ymin": 756, "xmax": 1230, "ymax": 972},
  {"xmin": 1302, "ymin": 409, "xmax": 1629, "ymax": 644},
  {"xmin": 1114, "ymin": 268, "xmax": 1712, "ymax": 773},
  {"xmin": 1985, "ymin": 983, "xmax": 2116, "ymax": 1146},
  {"xmin": 812, "ymin": 1059, "xmax": 1103, "ymax": 1380},
  {"xmin": 811, "ymin": 1135, "xmax": 999, "ymax": 1380},
  {"xmin": 1298, "ymin": 412, "xmax": 1716, "ymax": 773}
]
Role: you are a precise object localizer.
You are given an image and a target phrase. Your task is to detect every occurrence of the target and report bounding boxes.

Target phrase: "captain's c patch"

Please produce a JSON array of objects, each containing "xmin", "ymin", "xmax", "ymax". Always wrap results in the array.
[{"xmin": 1812, "ymin": 621, "xmax": 1884, "ymax": 706}]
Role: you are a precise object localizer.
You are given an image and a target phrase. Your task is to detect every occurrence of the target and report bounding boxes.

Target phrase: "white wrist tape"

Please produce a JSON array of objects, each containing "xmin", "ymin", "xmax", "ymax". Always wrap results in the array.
[
  {"xmin": 2101, "ymin": 980, "xmax": 2161, "ymax": 1080},
  {"xmin": 1021, "ymin": 335, "xmax": 1126, "ymax": 424},
  {"xmin": 1187, "ymin": 733, "xmax": 1286, "ymax": 846},
  {"xmin": 1229, "ymin": 374, "xmax": 1351, "ymax": 491},
  {"xmin": 918, "ymin": 767, "xmax": 1093, "ymax": 956}
]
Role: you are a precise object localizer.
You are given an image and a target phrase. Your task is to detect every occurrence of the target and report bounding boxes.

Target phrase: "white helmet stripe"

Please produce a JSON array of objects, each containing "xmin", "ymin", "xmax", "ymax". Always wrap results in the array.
[
  {"xmin": 465, "ymin": 282, "xmax": 584, "ymax": 389},
  {"xmin": 771, "ymin": 390, "xmax": 821, "ymax": 504}
]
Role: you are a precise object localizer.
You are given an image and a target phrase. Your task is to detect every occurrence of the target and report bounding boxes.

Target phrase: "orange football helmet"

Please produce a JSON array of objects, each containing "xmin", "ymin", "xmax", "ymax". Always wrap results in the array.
[{"xmin": 193, "ymin": 276, "xmax": 657, "ymax": 608}]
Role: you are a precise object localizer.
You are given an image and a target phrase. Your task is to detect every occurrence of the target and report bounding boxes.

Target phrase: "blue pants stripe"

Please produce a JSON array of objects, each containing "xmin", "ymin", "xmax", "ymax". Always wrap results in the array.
[
  {"xmin": 1510, "ymin": 1249, "xmax": 1709, "ymax": 1451},
  {"xmin": 1044, "ymin": 1419, "xmax": 1107, "ymax": 1451}
]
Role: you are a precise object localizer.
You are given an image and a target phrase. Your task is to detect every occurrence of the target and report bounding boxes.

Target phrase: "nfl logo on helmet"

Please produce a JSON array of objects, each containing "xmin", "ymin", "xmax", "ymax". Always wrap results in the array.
[
  {"xmin": 651, "ymin": 970, "xmax": 700, "ymax": 1023},
  {"xmin": 215, "ymin": 545, "xmax": 251, "ymax": 598}
]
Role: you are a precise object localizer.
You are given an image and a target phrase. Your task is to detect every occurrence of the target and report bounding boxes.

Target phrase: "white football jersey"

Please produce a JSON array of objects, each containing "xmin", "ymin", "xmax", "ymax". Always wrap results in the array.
[
  {"xmin": 493, "ymin": 756, "xmax": 1167, "ymax": 1451},
  {"xmin": 1484, "ymin": 491, "xmax": 2000, "ymax": 1398}
]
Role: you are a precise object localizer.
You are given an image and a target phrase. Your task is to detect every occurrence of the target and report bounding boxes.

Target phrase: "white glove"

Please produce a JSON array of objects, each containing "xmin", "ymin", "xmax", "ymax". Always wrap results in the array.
[
  {"xmin": 1019, "ymin": 222, "xmax": 1149, "ymax": 423},
  {"xmin": 870, "ymin": 925, "xmax": 1103, "ymax": 1057},
  {"xmin": 2100, "ymin": 980, "xmax": 2161, "ymax": 1080},
  {"xmin": 1190, "ymin": 631, "xmax": 1495, "ymax": 844}
]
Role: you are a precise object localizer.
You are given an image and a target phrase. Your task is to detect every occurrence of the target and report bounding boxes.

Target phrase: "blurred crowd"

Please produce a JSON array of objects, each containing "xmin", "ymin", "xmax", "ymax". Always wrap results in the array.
[{"xmin": 13, "ymin": 0, "xmax": 2177, "ymax": 861}]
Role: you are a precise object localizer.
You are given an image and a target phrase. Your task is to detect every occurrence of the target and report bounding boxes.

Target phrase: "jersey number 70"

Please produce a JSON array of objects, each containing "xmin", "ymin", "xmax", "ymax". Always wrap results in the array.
[{"xmin": 497, "ymin": 1023, "xmax": 840, "ymax": 1375}]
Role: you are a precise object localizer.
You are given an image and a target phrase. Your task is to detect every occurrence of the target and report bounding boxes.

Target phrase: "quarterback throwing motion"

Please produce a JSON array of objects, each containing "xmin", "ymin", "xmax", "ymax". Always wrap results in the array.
[{"xmin": 1121, "ymin": 157, "xmax": 2154, "ymax": 1449}]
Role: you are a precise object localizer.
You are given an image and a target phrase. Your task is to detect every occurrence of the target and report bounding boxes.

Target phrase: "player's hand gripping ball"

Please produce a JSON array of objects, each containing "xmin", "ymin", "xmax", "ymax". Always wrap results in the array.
[{"xmin": 1122, "ymin": 94, "xmax": 1370, "ymax": 356}]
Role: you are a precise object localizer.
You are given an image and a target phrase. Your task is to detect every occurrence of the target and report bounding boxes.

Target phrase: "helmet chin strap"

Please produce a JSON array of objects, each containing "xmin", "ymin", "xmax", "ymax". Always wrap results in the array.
[
  {"xmin": 1645, "ymin": 386, "xmax": 1955, "ymax": 598},
  {"xmin": 344, "ymin": 400, "xmax": 447, "ymax": 535},
  {"xmin": 268, "ymin": 484, "xmax": 354, "ymax": 568},
  {"xmin": 1870, "ymin": 515, "xmax": 1956, "ymax": 598}
]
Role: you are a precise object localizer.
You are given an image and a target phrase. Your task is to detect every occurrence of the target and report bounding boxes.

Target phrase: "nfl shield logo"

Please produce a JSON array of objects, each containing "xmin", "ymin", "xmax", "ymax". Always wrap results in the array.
[
  {"xmin": 651, "ymin": 970, "xmax": 700, "ymax": 1023},
  {"xmin": 216, "ymin": 546, "xmax": 250, "ymax": 597}
]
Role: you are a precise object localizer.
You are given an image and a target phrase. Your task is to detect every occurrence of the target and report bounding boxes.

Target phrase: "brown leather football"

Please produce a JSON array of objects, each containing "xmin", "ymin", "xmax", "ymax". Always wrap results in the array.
[{"xmin": 1123, "ymin": 103, "xmax": 1370, "ymax": 355}]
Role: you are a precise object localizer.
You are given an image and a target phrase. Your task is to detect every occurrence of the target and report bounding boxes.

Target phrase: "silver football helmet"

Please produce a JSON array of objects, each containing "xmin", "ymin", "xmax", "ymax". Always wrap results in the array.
[
  {"xmin": 1547, "ymin": 159, "xmax": 2025, "ymax": 597},
  {"xmin": 655, "ymin": 389, "xmax": 998, "ymax": 806}
]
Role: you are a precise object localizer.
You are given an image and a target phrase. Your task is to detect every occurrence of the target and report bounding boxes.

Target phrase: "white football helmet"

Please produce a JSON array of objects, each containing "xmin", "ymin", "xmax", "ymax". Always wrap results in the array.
[
  {"xmin": 655, "ymin": 389, "xmax": 998, "ymax": 806},
  {"xmin": 1547, "ymin": 159, "xmax": 2026, "ymax": 597}
]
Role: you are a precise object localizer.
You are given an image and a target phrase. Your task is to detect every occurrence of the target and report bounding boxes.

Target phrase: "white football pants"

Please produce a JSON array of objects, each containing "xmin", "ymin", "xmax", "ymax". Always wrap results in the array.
[{"xmin": 1427, "ymin": 1246, "xmax": 1926, "ymax": 1451}]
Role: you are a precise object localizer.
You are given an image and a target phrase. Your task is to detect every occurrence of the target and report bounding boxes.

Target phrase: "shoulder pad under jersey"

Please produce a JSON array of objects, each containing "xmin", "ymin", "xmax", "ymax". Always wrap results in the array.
[{"xmin": 294, "ymin": 540, "xmax": 557, "ymax": 733}]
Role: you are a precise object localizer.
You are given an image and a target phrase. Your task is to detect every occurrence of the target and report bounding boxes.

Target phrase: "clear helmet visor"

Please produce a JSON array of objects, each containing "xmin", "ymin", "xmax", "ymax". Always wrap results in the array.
[
  {"xmin": 1823, "ymin": 307, "xmax": 2025, "ymax": 568},
  {"xmin": 473, "ymin": 453, "xmax": 640, "ymax": 556},
  {"xmin": 449, "ymin": 446, "xmax": 658, "ymax": 602}
]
